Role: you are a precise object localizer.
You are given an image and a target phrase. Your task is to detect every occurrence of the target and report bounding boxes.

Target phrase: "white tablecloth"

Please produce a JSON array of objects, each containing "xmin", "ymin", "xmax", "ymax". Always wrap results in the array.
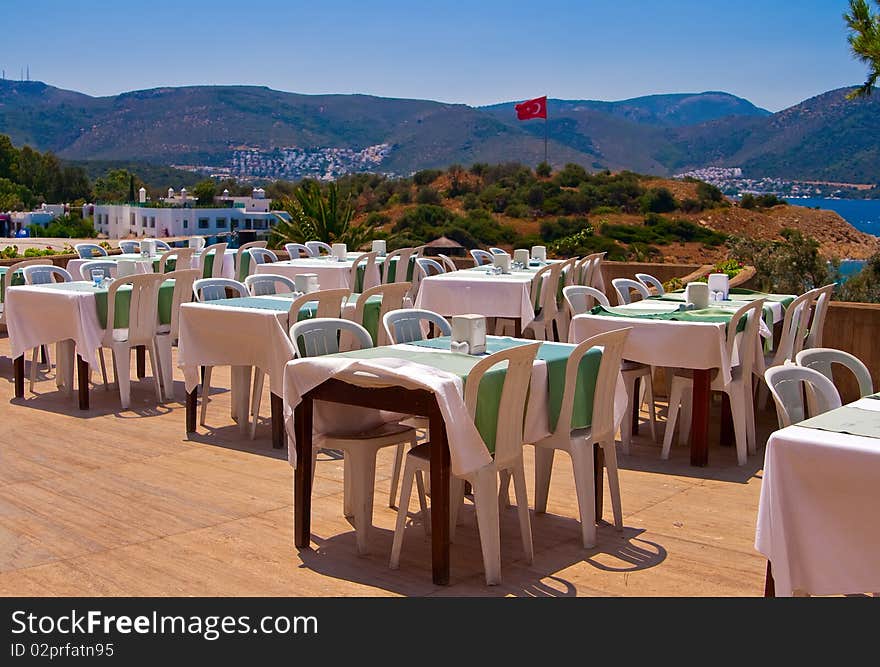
[
  {"xmin": 414, "ymin": 271, "xmax": 536, "ymax": 326},
  {"xmin": 68, "ymin": 252, "xmax": 234, "ymax": 280},
  {"xmin": 257, "ymin": 256, "xmax": 380, "ymax": 292},
  {"xmin": 755, "ymin": 400, "xmax": 880, "ymax": 596},
  {"xmin": 5, "ymin": 284, "xmax": 104, "ymax": 368}
]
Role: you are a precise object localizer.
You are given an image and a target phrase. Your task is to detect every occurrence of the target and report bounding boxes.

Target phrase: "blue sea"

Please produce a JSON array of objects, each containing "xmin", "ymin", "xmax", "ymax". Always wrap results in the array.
[{"xmin": 785, "ymin": 197, "xmax": 880, "ymax": 278}]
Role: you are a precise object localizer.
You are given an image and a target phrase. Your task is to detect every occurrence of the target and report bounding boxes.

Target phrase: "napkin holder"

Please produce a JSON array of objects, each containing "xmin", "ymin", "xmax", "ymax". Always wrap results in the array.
[
  {"xmin": 493, "ymin": 252, "xmax": 511, "ymax": 274},
  {"xmin": 331, "ymin": 243, "xmax": 347, "ymax": 261},
  {"xmin": 685, "ymin": 281, "xmax": 710, "ymax": 309},
  {"xmin": 513, "ymin": 249, "xmax": 530, "ymax": 266},
  {"xmin": 141, "ymin": 239, "xmax": 155, "ymax": 257},
  {"xmin": 707, "ymin": 273, "xmax": 730, "ymax": 300},
  {"xmin": 451, "ymin": 314, "xmax": 486, "ymax": 355},
  {"xmin": 117, "ymin": 260, "xmax": 137, "ymax": 278},
  {"xmin": 371, "ymin": 239, "xmax": 387, "ymax": 257},
  {"xmin": 531, "ymin": 245, "xmax": 547, "ymax": 262},
  {"xmin": 189, "ymin": 236, "xmax": 205, "ymax": 251},
  {"xmin": 295, "ymin": 273, "xmax": 319, "ymax": 294}
]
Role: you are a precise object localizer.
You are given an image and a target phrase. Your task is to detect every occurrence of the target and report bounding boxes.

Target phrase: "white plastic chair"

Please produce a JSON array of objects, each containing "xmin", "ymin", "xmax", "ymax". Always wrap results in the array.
[
  {"xmin": 79, "ymin": 260, "xmax": 116, "ymax": 280},
  {"xmin": 305, "ymin": 241, "xmax": 333, "ymax": 257},
  {"xmin": 497, "ymin": 261, "xmax": 563, "ymax": 341},
  {"xmin": 198, "ymin": 242, "xmax": 228, "ymax": 279},
  {"xmin": 635, "ymin": 273, "xmax": 665, "ymax": 296},
  {"xmin": 796, "ymin": 347, "xmax": 873, "ymax": 398},
  {"xmin": 381, "ymin": 247, "xmax": 417, "ymax": 284},
  {"xmin": 764, "ymin": 364, "xmax": 842, "ymax": 429},
  {"xmin": 21, "ymin": 265, "xmax": 72, "ymax": 391},
  {"xmin": 663, "ymin": 299, "xmax": 765, "ymax": 466},
  {"xmin": 158, "ymin": 247, "xmax": 195, "ymax": 273},
  {"xmin": 100, "ymin": 273, "xmax": 165, "ymax": 409},
  {"xmin": 118, "ymin": 240, "xmax": 140, "ymax": 254},
  {"xmin": 612, "ymin": 278, "xmax": 651, "ymax": 305},
  {"xmin": 437, "ymin": 254, "xmax": 458, "ymax": 272},
  {"xmin": 390, "ymin": 342, "xmax": 541, "ymax": 584},
  {"xmin": 532, "ymin": 328, "xmax": 631, "ymax": 542},
  {"xmin": 470, "ymin": 249, "xmax": 494, "ymax": 266},
  {"xmin": 804, "ymin": 284, "xmax": 835, "ymax": 349},
  {"xmin": 415, "ymin": 257, "xmax": 445, "ymax": 280},
  {"xmin": 192, "ymin": 278, "xmax": 248, "ymax": 302},
  {"xmin": 350, "ymin": 251, "xmax": 379, "ymax": 292},
  {"xmin": 563, "ymin": 285, "xmax": 609, "ymax": 315},
  {"xmin": 284, "ymin": 243, "xmax": 312, "ymax": 259},
  {"xmin": 488, "ymin": 247, "xmax": 506, "ymax": 255},
  {"xmin": 74, "ymin": 243, "xmax": 108, "ymax": 259},
  {"xmin": 244, "ymin": 273, "xmax": 296, "ymax": 296},
  {"xmin": 291, "ymin": 317, "xmax": 419, "ymax": 555},
  {"xmin": 153, "ymin": 240, "xmax": 172, "ymax": 252},
  {"xmin": 350, "ymin": 282, "xmax": 412, "ymax": 347},
  {"xmin": 382, "ymin": 308, "xmax": 451, "ymax": 345},
  {"xmin": 248, "ymin": 247, "xmax": 278, "ymax": 267},
  {"xmin": 155, "ymin": 269, "xmax": 199, "ymax": 400},
  {"xmin": 234, "ymin": 241, "xmax": 267, "ymax": 281},
  {"xmin": 555, "ymin": 257, "xmax": 581, "ymax": 341}
]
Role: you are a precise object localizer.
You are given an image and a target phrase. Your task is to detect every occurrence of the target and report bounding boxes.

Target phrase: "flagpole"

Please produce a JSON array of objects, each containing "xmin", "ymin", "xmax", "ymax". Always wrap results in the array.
[{"xmin": 544, "ymin": 95, "xmax": 548, "ymax": 166}]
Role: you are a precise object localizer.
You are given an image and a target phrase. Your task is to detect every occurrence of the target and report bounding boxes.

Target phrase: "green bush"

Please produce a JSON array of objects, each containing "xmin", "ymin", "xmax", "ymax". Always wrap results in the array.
[
  {"xmin": 412, "ymin": 169, "xmax": 443, "ymax": 186},
  {"xmin": 640, "ymin": 187, "xmax": 678, "ymax": 214},
  {"xmin": 416, "ymin": 186, "xmax": 442, "ymax": 205}
]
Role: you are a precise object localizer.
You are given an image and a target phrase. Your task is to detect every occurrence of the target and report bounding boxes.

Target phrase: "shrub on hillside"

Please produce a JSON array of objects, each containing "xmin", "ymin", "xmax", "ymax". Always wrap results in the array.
[
  {"xmin": 640, "ymin": 187, "xmax": 678, "ymax": 214},
  {"xmin": 726, "ymin": 229, "xmax": 829, "ymax": 294},
  {"xmin": 412, "ymin": 169, "xmax": 443, "ymax": 186}
]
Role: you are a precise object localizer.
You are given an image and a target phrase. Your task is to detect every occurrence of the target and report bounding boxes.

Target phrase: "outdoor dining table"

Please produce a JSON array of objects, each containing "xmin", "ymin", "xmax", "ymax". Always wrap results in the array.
[
  {"xmin": 282, "ymin": 334, "xmax": 626, "ymax": 585},
  {"xmin": 67, "ymin": 251, "xmax": 235, "ymax": 280},
  {"xmin": 569, "ymin": 288, "xmax": 793, "ymax": 466},
  {"xmin": 179, "ymin": 292, "xmax": 384, "ymax": 446},
  {"xmin": 254, "ymin": 251, "xmax": 410, "ymax": 292},
  {"xmin": 5, "ymin": 279, "xmax": 175, "ymax": 409},
  {"xmin": 757, "ymin": 394, "xmax": 880, "ymax": 597}
]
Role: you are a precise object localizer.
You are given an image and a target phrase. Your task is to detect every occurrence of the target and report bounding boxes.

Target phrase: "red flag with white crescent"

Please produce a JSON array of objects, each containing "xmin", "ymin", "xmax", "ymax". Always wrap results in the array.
[{"xmin": 515, "ymin": 95, "xmax": 547, "ymax": 120}]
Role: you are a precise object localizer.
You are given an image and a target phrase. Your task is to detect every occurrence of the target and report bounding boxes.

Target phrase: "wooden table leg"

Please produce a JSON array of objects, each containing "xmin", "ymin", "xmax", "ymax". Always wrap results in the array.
[
  {"xmin": 594, "ymin": 443, "xmax": 605, "ymax": 523},
  {"xmin": 40, "ymin": 345, "xmax": 47, "ymax": 364},
  {"xmin": 293, "ymin": 395, "xmax": 313, "ymax": 549},
  {"xmin": 764, "ymin": 561, "xmax": 775, "ymax": 597},
  {"xmin": 271, "ymin": 393, "xmax": 284, "ymax": 449},
  {"xmin": 77, "ymin": 354, "xmax": 89, "ymax": 411},
  {"xmin": 689, "ymin": 369, "xmax": 711, "ymax": 466},
  {"xmin": 13, "ymin": 355, "xmax": 24, "ymax": 398},
  {"xmin": 631, "ymin": 376, "xmax": 641, "ymax": 436},
  {"xmin": 513, "ymin": 318, "xmax": 522, "ymax": 338},
  {"xmin": 186, "ymin": 387, "xmax": 197, "ymax": 433},
  {"xmin": 428, "ymin": 402, "xmax": 451, "ymax": 586},
  {"xmin": 136, "ymin": 345, "xmax": 146, "ymax": 379},
  {"xmin": 720, "ymin": 392, "xmax": 734, "ymax": 447}
]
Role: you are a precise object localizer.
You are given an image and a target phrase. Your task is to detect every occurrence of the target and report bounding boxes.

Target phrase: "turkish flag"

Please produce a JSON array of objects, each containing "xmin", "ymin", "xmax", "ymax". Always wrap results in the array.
[{"xmin": 515, "ymin": 96, "xmax": 547, "ymax": 120}]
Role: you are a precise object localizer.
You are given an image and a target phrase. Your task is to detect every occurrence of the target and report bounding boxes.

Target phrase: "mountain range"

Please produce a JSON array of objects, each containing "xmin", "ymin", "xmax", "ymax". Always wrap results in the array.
[{"xmin": 1, "ymin": 80, "xmax": 878, "ymax": 184}]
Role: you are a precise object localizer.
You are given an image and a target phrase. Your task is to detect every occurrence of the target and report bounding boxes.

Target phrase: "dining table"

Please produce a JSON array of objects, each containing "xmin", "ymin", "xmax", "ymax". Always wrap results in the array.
[
  {"xmin": 756, "ymin": 394, "xmax": 880, "ymax": 597},
  {"xmin": 254, "ymin": 252, "xmax": 413, "ymax": 292},
  {"xmin": 67, "ymin": 250, "xmax": 235, "ymax": 280},
  {"xmin": 282, "ymin": 334, "xmax": 626, "ymax": 585},
  {"xmin": 569, "ymin": 288, "xmax": 794, "ymax": 466},
  {"xmin": 5, "ymin": 279, "xmax": 175, "ymax": 409}
]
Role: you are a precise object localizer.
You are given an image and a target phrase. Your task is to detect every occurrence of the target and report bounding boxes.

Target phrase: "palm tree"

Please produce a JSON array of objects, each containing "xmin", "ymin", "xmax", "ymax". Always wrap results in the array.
[
  {"xmin": 845, "ymin": 0, "xmax": 880, "ymax": 98},
  {"xmin": 270, "ymin": 180, "xmax": 376, "ymax": 250}
]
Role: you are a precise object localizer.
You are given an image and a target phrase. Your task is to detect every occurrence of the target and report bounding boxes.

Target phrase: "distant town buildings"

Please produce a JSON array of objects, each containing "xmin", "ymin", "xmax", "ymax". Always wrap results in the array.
[
  {"xmin": 674, "ymin": 167, "xmax": 876, "ymax": 198},
  {"xmin": 5, "ymin": 203, "xmax": 67, "ymax": 234}
]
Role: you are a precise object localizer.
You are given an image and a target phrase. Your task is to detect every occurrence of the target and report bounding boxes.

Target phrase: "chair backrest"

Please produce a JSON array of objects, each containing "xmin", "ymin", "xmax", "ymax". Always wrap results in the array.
[
  {"xmin": 290, "ymin": 317, "xmax": 373, "ymax": 357},
  {"xmin": 796, "ymin": 347, "xmax": 874, "ymax": 398},
  {"xmin": 1, "ymin": 259, "xmax": 53, "ymax": 324},
  {"xmin": 284, "ymin": 243, "xmax": 312, "ymax": 259},
  {"xmin": 354, "ymin": 282, "xmax": 412, "ymax": 346},
  {"xmin": 158, "ymin": 247, "xmax": 195, "ymax": 273},
  {"xmin": 725, "ymin": 299, "xmax": 765, "ymax": 382},
  {"xmin": 771, "ymin": 288, "xmax": 817, "ymax": 367},
  {"xmin": 575, "ymin": 255, "xmax": 594, "ymax": 286},
  {"xmin": 118, "ymin": 240, "xmax": 140, "ymax": 254},
  {"xmin": 764, "ymin": 364, "xmax": 842, "ymax": 428},
  {"xmin": 199, "ymin": 242, "xmax": 228, "ymax": 279},
  {"xmin": 245, "ymin": 273, "xmax": 297, "ymax": 296},
  {"xmin": 162, "ymin": 269, "xmax": 199, "ymax": 339},
  {"xmin": 235, "ymin": 240, "xmax": 268, "ymax": 280},
  {"xmin": 285, "ymin": 287, "xmax": 349, "ymax": 324},
  {"xmin": 560, "ymin": 257, "xmax": 580, "ymax": 288},
  {"xmin": 437, "ymin": 254, "xmax": 458, "ymax": 272},
  {"xmin": 305, "ymin": 241, "xmax": 333, "ymax": 257},
  {"xmin": 531, "ymin": 261, "xmax": 563, "ymax": 319},
  {"xmin": 635, "ymin": 273, "xmax": 665, "ymax": 296},
  {"xmin": 74, "ymin": 243, "xmax": 108, "ymax": 259},
  {"xmin": 464, "ymin": 342, "xmax": 541, "ymax": 468},
  {"xmin": 153, "ymin": 239, "xmax": 172, "ymax": 251},
  {"xmin": 415, "ymin": 257, "xmax": 445, "ymax": 280},
  {"xmin": 80, "ymin": 260, "xmax": 117, "ymax": 280},
  {"xmin": 248, "ymin": 248, "xmax": 277, "ymax": 267},
  {"xmin": 563, "ymin": 285, "xmax": 610, "ymax": 316},
  {"xmin": 104, "ymin": 273, "xmax": 164, "ymax": 345},
  {"xmin": 382, "ymin": 308, "xmax": 451, "ymax": 344},
  {"xmin": 804, "ymin": 283, "xmax": 834, "ymax": 349},
  {"xmin": 192, "ymin": 277, "xmax": 248, "ymax": 302},
  {"xmin": 612, "ymin": 278, "xmax": 650, "ymax": 305},
  {"xmin": 553, "ymin": 327, "xmax": 631, "ymax": 442},
  {"xmin": 470, "ymin": 249, "xmax": 494, "ymax": 266},
  {"xmin": 488, "ymin": 247, "xmax": 507, "ymax": 255},
  {"xmin": 22, "ymin": 265, "xmax": 72, "ymax": 285},
  {"xmin": 350, "ymin": 251, "xmax": 379, "ymax": 292},
  {"xmin": 382, "ymin": 247, "xmax": 416, "ymax": 284}
]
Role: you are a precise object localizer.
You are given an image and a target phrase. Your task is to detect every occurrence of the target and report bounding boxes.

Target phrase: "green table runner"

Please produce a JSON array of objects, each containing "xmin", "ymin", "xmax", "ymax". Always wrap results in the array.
[
  {"xmin": 656, "ymin": 288, "xmax": 795, "ymax": 308},
  {"xmin": 590, "ymin": 304, "xmax": 748, "ymax": 331},
  {"xmin": 797, "ymin": 404, "xmax": 880, "ymax": 440},
  {"xmin": 39, "ymin": 280, "xmax": 175, "ymax": 328}
]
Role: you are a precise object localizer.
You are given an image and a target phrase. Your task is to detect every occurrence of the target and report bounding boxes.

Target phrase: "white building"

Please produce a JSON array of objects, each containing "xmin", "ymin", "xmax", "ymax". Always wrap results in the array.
[
  {"xmin": 8, "ymin": 203, "xmax": 67, "ymax": 233},
  {"xmin": 91, "ymin": 187, "xmax": 281, "ymax": 239}
]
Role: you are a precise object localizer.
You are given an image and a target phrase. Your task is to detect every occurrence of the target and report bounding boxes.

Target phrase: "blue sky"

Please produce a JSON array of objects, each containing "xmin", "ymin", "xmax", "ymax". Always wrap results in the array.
[{"xmin": 1, "ymin": 0, "xmax": 869, "ymax": 111}]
